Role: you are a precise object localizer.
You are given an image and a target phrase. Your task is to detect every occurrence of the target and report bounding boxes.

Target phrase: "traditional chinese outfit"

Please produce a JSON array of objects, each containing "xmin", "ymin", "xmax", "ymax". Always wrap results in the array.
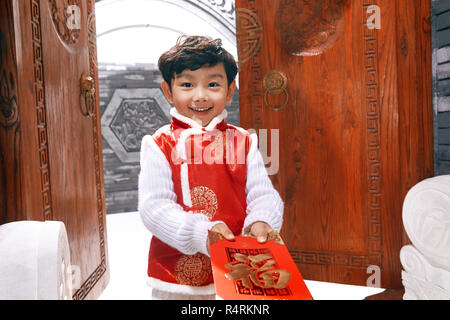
[{"xmin": 138, "ymin": 108, "xmax": 284, "ymax": 297}]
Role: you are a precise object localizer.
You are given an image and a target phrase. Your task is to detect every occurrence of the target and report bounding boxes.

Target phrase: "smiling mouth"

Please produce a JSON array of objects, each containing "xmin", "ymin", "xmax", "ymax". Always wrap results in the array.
[{"xmin": 190, "ymin": 106, "xmax": 213, "ymax": 112}]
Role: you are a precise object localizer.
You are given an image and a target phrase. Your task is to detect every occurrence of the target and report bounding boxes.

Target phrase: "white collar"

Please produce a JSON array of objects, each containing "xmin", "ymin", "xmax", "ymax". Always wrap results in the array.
[{"xmin": 169, "ymin": 107, "xmax": 228, "ymax": 131}]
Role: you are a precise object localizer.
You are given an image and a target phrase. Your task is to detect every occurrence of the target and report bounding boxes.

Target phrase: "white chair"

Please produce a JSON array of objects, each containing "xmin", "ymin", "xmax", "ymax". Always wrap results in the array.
[
  {"xmin": 0, "ymin": 220, "xmax": 73, "ymax": 300},
  {"xmin": 401, "ymin": 175, "xmax": 450, "ymax": 299}
]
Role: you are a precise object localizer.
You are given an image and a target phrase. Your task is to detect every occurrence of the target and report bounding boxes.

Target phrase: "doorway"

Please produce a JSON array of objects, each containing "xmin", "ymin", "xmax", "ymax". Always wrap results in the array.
[{"xmin": 95, "ymin": 0, "xmax": 240, "ymax": 214}]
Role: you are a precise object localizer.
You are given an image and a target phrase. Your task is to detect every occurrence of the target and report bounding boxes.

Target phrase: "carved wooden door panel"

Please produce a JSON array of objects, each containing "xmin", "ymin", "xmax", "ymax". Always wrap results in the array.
[
  {"xmin": 39, "ymin": 0, "xmax": 108, "ymax": 299},
  {"xmin": 235, "ymin": 0, "xmax": 433, "ymax": 288},
  {"xmin": 0, "ymin": 0, "xmax": 108, "ymax": 299}
]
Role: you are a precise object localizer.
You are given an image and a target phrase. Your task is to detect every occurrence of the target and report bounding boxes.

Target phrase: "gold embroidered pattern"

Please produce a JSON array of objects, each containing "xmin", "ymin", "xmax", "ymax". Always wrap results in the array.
[
  {"xmin": 190, "ymin": 186, "xmax": 218, "ymax": 220},
  {"xmin": 174, "ymin": 253, "xmax": 211, "ymax": 286}
]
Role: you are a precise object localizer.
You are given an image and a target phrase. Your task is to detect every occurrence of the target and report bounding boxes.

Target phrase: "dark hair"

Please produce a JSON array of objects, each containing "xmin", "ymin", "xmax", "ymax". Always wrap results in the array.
[{"xmin": 158, "ymin": 35, "xmax": 238, "ymax": 90}]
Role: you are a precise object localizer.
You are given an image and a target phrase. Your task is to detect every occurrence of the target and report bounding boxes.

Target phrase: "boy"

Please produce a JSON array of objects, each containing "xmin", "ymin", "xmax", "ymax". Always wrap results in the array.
[{"xmin": 138, "ymin": 35, "xmax": 284, "ymax": 300}]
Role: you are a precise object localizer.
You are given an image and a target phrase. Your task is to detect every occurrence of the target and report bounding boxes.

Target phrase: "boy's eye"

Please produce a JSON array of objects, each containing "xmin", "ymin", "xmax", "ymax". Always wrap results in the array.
[
  {"xmin": 181, "ymin": 83, "xmax": 192, "ymax": 88},
  {"xmin": 209, "ymin": 82, "xmax": 220, "ymax": 87}
]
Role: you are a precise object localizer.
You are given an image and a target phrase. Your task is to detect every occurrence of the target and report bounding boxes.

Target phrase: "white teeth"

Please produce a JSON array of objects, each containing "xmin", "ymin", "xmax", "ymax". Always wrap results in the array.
[{"xmin": 191, "ymin": 107, "xmax": 212, "ymax": 112}]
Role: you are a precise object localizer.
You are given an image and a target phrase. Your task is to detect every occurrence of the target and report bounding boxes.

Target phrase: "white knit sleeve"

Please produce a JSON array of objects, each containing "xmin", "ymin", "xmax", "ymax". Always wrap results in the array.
[
  {"xmin": 243, "ymin": 133, "xmax": 284, "ymax": 234},
  {"xmin": 138, "ymin": 135, "xmax": 222, "ymax": 256}
]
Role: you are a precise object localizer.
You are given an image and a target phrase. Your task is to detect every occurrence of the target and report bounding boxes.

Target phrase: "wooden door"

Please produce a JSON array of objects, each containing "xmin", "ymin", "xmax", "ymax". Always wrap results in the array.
[
  {"xmin": 235, "ymin": 0, "xmax": 433, "ymax": 289},
  {"xmin": 0, "ymin": 0, "xmax": 108, "ymax": 299}
]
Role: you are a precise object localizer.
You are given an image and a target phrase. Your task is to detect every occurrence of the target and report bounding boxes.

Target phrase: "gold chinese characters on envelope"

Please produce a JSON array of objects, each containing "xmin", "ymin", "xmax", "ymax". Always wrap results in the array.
[{"xmin": 209, "ymin": 231, "xmax": 312, "ymax": 300}]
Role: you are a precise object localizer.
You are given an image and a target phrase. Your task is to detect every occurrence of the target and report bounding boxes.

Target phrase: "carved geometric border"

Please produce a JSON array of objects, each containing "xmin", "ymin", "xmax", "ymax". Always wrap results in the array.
[
  {"xmin": 30, "ymin": 0, "xmax": 53, "ymax": 221},
  {"xmin": 238, "ymin": 0, "xmax": 264, "ymax": 130},
  {"xmin": 363, "ymin": 0, "xmax": 383, "ymax": 267},
  {"xmin": 289, "ymin": 250, "xmax": 382, "ymax": 270},
  {"xmin": 236, "ymin": 7, "xmax": 263, "ymax": 65}
]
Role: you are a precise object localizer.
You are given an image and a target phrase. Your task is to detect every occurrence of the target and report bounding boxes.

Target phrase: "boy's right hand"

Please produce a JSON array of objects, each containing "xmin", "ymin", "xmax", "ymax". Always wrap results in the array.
[{"xmin": 211, "ymin": 223, "xmax": 235, "ymax": 241}]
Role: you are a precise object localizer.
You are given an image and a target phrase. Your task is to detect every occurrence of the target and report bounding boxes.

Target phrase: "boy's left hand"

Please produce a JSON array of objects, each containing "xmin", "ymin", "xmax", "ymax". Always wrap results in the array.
[{"xmin": 249, "ymin": 221, "xmax": 273, "ymax": 243}]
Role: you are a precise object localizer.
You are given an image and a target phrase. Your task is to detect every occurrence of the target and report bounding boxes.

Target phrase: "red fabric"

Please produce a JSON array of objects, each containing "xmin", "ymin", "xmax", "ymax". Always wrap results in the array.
[{"xmin": 147, "ymin": 119, "xmax": 250, "ymax": 287}]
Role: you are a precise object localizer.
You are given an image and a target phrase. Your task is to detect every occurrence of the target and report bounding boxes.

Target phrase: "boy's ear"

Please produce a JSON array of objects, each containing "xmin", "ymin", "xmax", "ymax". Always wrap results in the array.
[
  {"xmin": 226, "ymin": 80, "xmax": 236, "ymax": 102},
  {"xmin": 161, "ymin": 81, "xmax": 173, "ymax": 103}
]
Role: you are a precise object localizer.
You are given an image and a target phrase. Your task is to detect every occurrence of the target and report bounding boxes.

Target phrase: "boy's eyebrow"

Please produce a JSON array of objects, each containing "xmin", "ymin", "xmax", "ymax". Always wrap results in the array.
[
  {"xmin": 208, "ymin": 74, "xmax": 224, "ymax": 79},
  {"xmin": 175, "ymin": 73, "xmax": 192, "ymax": 79},
  {"xmin": 175, "ymin": 73, "xmax": 224, "ymax": 79}
]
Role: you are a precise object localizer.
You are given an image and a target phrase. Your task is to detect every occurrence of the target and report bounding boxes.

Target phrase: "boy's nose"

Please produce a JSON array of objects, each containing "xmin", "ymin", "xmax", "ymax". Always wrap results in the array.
[{"xmin": 193, "ymin": 88, "xmax": 208, "ymax": 101}]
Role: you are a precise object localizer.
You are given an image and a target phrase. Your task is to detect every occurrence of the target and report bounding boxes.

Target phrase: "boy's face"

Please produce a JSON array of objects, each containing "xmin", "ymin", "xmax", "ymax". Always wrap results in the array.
[{"xmin": 161, "ymin": 63, "xmax": 236, "ymax": 127}]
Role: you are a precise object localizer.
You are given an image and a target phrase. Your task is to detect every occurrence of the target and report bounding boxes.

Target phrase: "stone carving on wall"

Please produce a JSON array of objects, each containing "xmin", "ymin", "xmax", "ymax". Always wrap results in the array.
[
  {"xmin": 401, "ymin": 175, "xmax": 450, "ymax": 299},
  {"xmin": 110, "ymin": 98, "xmax": 168, "ymax": 153},
  {"xmin": 101, "ymin": 88, "xmax": 171, "ymax": 163}
]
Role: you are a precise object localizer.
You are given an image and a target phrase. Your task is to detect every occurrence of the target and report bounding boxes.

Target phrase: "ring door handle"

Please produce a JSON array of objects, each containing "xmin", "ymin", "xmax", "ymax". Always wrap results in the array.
[
  {"xmin": 80, "ymin": 73, "xmax": 95, "ymax": 117},
  {"xmin": 263, "ymin": 70, "xmax": 289, "ymax": 110}
]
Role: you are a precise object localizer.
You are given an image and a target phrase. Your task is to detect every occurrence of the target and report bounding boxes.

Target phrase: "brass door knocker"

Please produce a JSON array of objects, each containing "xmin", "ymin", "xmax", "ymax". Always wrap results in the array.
[
  {"xmin": 263, "ymin": 70, "xmax": 289, "ymax": 110},
  {"xmin": 80, "ymin": 73, "xmax": 95, "ymax": 117}
]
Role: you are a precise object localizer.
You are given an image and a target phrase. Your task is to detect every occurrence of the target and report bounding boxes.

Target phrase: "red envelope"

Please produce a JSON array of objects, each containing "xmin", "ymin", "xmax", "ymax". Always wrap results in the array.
[{"xmin": 209, "ymin": 231, "xmax": 313, "ymax": 300}]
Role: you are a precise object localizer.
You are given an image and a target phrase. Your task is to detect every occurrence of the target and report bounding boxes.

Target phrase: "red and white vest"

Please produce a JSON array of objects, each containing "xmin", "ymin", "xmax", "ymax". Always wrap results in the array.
[{"xmin": 147, "ymin": 111, "xmax": 250, "ymax": 290}]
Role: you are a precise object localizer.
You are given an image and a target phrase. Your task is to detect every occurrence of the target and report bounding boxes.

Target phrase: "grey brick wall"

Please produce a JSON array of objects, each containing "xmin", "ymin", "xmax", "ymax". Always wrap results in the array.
[{"xmin": 433, "ymin": 0, "xmax": 450, "ymax": 174}]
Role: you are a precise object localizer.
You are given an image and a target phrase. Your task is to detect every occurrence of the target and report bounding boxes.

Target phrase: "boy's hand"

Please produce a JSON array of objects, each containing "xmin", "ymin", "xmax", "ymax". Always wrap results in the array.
[
  {"xmin": 211, "ymin": 223, "xmax": 235, "ymax": 241},
  {"xmin": 249, "ymin": 221, "xmax": 273, "ymax": 243}
]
